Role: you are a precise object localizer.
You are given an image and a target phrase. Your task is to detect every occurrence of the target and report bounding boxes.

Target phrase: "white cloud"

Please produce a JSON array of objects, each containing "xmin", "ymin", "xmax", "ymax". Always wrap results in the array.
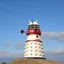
[
  {"xmin": 14, "ymin": 43, "xmax": 24, "ymax": 47},
  {"xmin": 42, "ymin": 32, "xmax": 64, "ymax": 41},
  {"xmin": 0, "ymin": 50, "xmax": 23, "ymax": 58},
  {"xmin": 53, "ymin": 48, "xmax": 64, "ymax": 55},
  {"xmin": 44, "ymin": 48, "xmax": 64, "ymax": 62},
  {"xmin": 44, "ymin": 48, "xmax": 64, "ymax": 55},
  {"xmin": 1, "ymin": 43, "xmax": 25, "ymax": 49},
  {"xmin": 2, "ymin": 43, "xmax": 11, "ymax": 46}
]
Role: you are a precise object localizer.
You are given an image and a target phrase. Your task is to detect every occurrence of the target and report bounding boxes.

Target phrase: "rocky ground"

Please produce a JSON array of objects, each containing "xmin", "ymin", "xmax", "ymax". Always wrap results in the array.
[{"xmin": 10, "ymin": 58, "xmax": 64, "ymax": 64}]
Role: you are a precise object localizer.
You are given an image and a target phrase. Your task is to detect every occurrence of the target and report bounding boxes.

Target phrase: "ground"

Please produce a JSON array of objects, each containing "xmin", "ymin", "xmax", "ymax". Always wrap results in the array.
[{"xmin": 10, "ymin": 58, "xmax": 64, "ymax": 64}]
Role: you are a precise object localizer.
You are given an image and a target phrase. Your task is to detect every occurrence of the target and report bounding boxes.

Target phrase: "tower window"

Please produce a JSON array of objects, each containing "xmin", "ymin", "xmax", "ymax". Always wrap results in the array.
[
  {"xmin": 36, "ymin": 35, "xmax": 39, "ymax": 38},
  {"xmin": 34, "ymin": 25, "xmax": 40, "ymax": 29},
  {"xmin": 28, "ymin": 25, "xmax": 40, "ymax": 29}
]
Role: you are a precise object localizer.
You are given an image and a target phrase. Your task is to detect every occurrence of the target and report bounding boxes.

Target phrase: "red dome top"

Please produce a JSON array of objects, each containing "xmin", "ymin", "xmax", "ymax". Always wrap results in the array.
[{"xmin": 26, "ymin": 29, "xmax": 41, "ymax": 35}]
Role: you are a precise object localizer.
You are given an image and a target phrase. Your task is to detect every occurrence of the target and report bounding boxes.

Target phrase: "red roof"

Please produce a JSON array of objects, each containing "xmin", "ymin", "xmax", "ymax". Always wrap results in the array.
[{"xmin": 26, "ymin": 29, "xmax": 41, "ymax": 35}]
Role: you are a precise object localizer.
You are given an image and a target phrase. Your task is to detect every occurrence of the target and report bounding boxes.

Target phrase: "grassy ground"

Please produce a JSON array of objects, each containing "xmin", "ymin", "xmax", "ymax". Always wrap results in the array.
[{"xmin": 10, "ymin": 58, "xmax": 64, "ymax": 64}]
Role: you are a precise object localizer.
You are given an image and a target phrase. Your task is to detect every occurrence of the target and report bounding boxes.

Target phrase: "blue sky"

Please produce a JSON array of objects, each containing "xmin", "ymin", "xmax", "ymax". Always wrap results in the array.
[{"xmin": 0, "ymin": 0, "xmax": 64, "ymax": 62}]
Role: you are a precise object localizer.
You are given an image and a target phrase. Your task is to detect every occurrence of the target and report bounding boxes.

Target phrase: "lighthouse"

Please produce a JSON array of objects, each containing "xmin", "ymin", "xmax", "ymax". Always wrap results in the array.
[{"xmin": 21, "ymin": 20, "xmax": 46, "ymax": 59}]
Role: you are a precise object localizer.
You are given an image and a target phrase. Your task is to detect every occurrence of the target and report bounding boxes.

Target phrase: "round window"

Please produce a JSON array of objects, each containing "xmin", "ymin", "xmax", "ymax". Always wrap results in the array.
[{"xmin": 36, "ymin": 35, "xmax": 39, "ymax": 38}]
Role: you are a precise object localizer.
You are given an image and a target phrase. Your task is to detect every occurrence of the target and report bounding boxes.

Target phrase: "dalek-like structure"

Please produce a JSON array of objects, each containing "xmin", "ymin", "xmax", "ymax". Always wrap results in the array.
[{"xmin": 21, "ymin": 20, "xmax": 46, "ymax": 59}]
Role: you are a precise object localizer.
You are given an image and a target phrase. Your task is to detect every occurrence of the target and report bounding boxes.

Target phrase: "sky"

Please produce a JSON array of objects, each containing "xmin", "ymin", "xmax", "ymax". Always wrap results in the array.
[{"xmin": 0, "ymin": 0, "xmax": 64, "ymax": 62}]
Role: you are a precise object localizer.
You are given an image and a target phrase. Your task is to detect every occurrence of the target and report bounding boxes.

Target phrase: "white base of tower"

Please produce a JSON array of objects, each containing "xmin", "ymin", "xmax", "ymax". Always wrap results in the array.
[{"xmin": 24, "ymin": 40, "xmax": 44, "ymax": 57}]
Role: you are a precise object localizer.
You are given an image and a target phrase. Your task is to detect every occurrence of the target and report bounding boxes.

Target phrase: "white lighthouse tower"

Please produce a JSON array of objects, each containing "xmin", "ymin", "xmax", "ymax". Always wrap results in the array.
[{"xmin": 21, "ymin": 20, "xmax": 46, "ymax": 59}]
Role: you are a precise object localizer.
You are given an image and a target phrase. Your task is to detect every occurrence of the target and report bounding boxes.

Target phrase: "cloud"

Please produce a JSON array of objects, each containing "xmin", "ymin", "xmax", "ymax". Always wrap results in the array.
[
  {"xmin": 0, "ymin": 50, "xmax": 24, "ymax": 62},
  {"xmin": 53, "ymin": 48, "xmax": 64, "ymax": 55},
  {"xmin": 14, "ymin": 43, "xmax": 25, "ymax": 49},
  {"xmin": 44, "ymin": 48, "xmax": 64, "ymax": 55},
  {"xmin": 0, "ymin": 50, "xmax": 23, "ymax": 58},
  {"xmin": 0, "ymin": 50, "xmax": 9, "ymax": 55},
  {"xmin": 2, "ymin": 43, "xmax": 11, "ymax": 46},
  {"xmin": 1, "ymin": 43, "xmax": 25, "ymax": 49},
  {"xmin": 44, "ymin": 48, "xmax": 64, "ymax": 62},
  {"xmin": 14, "ymin": 43, "xmax": 25, "ymax": 47},
  {"xmin": 42, "ymin": 32, "xmax": 64, "ymax": 41}
]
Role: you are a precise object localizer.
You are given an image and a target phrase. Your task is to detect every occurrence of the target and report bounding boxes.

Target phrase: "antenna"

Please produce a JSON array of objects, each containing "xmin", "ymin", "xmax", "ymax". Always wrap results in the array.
[
  {"xmin": 36, "ymin": 20, "xmax": 38, "ymax": 23},
  {"xmin": 29, "ymin": 20, "xmax": 31, "ymax": 23},
  {"xmin": 31, "ymin": 20, "xmax": 33, "ymax": 23}
]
